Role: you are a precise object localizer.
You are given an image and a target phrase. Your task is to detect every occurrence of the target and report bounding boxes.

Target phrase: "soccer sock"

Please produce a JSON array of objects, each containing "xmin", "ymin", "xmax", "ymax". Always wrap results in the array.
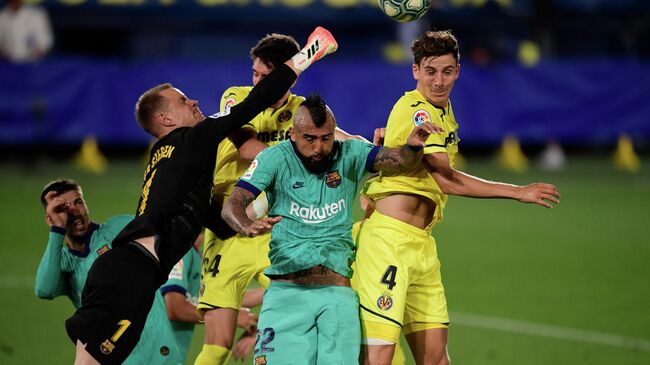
[
  {"xmin": 194, "ymin": 344, "xmax": 231, "ymax": 365},
  {"xmin": 291, "ymin": 26, "xmax": 338, "ymax": 72}
]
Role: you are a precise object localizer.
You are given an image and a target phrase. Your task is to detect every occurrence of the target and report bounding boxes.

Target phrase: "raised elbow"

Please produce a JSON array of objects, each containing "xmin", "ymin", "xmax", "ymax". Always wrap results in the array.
[{"xmin": 35, "ymin": 288, "xmax": 56, "ymax": 300}]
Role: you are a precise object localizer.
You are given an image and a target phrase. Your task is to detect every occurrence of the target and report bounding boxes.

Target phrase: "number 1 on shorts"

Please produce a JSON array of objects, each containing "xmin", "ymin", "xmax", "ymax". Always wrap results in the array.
[{"xmin": 111, "ymin": 319, "xmax": 131, "ymax": 343}]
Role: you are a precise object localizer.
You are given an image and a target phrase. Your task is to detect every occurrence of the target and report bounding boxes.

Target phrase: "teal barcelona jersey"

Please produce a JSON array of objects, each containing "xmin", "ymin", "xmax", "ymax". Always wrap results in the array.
[
  {"xmin": 236, "ymin": 139, "xmax": 380, "ymax": 278},
  {"xmin": 160, "ymin": 247, "xmax": 202, "ymax": 362},
  {"xmin": 35, "ymin": 215, "xmax": 132, "ymax": 308}
]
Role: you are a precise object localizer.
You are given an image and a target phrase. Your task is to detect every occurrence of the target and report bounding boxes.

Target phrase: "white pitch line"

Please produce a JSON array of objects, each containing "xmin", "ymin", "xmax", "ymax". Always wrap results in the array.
[{"xmin": 451, "ymin": 311, "xmax": 650, "ymax": 352}]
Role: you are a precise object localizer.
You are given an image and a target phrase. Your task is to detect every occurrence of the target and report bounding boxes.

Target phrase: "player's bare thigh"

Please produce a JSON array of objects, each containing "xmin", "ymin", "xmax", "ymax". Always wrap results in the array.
[
  {"xmin": 361, "ymin": 343, "xmax": 396, "ymax": 365},
  {"xmin": 203, "ymin": 308, "xmax": 239, "ymax": 349},
  {"xmin": 405, "ymin": 328, "xmax": 449, "ymax": 365}
]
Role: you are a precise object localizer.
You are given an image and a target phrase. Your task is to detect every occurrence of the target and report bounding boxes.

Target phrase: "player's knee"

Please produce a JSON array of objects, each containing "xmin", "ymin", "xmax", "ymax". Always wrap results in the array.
[{"xmin": 429, "ymin": 348, "xmax": 450, "ymax": 365}]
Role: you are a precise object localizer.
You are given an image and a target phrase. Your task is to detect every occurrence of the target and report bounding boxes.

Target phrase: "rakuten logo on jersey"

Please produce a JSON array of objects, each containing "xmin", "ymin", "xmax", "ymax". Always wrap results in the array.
[{"xmin": 288, "ymin": 198, "xmax": 346, "ymax": 224}]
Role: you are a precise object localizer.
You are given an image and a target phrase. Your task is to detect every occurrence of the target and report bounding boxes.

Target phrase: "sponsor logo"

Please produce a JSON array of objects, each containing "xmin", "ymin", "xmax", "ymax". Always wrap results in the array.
[
  {"xmin": 277, "ymin": 110, "xmax": 292, "ymax": 123},
  {"xmin": 255, "ymin": 355, "xmax": 267, "ymax": 365},
  {"xmin": 288, "ymin": 198, "xmax": 346, "ymax": 224},
  {"xmin": 96, "ymin": 244, "xmax": 110, "ymax": 256},
  {"xmin": 257, "ymin": 130, "xmax": 291, "ymax": 143},
  {"xmin": 413, "ymin": 110, "xmax": 431, "ymax": 126},
  {"xmin": 377, "ymin": 293, "xmax": 393, "ymax": 311},
  {"xmin": 242, "ymin": 160, "xmax": 258, "ymax": 180},
  {"xmin": 292, "ymin": 181, "xmax": 305, "ymax": 189},
  {"xmin": 100, "ymin": 340, "xmax": 115, "ymax": 355},
  {"xmin": 410, "ymin": 101, "xmax": 424, "ymax": 107},
  {"xmin": 325, "ymin": 170, "xmax": 341, "ymax": 188}
]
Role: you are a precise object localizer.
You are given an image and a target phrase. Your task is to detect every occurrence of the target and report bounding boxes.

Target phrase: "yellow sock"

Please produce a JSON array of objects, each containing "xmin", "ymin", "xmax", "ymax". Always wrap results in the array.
[{"xmin": 194, "ymin": 344, "xmax": 231, "ymax": 365}]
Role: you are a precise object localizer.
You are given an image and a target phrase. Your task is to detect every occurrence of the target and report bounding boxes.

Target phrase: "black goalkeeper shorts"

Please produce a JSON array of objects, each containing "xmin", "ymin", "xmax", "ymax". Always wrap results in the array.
[{"xmin": 65, "ymin": 242, "xmax": 164, "ymax": 365}]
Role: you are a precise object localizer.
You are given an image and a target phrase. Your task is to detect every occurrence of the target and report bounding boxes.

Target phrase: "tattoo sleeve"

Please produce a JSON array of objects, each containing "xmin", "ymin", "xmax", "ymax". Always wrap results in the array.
[
  {"xmin": 372, "ymin": 145, "xmax": 423, "ymax": 172},
  {"xmin": 222, "ymin": 187, "xmax": 257, "ymax": 235}
]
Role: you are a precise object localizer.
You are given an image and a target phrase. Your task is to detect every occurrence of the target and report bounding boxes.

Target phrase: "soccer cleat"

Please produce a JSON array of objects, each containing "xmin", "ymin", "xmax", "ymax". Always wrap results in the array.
[{"xmin": 292, "ymin": 26, "xmax": 338, "ymax": 71}]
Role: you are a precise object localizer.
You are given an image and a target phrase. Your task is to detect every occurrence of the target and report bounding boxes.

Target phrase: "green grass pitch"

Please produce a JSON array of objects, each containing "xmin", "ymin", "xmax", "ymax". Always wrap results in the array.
[{"xmin": 1, "ymin": 156, "xmax": 648, "ymax": 364}]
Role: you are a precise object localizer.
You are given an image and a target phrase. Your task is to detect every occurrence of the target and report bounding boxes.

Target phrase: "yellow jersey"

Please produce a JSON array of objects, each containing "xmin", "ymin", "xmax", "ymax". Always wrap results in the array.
[
  {"xmin": 364, "ymin": 89, "xmax": 460, "ymax": 227},
  {"xmin": 212, "ymin": 86, "xmax": 305, "ymax": 201}
]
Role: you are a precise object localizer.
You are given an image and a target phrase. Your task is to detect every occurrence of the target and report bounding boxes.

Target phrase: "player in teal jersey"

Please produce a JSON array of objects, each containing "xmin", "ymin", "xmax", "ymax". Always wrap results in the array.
[
  {"xmin": 161, "ymin": 232, "xmax": 263, "ymax": 363},
  {"xmin": 222, "ymin": 94, "xmax": 441, "ymax": 364},
  {"xmin": 36, "ymin": 179, "xmax": 185, "ymax": 364}
]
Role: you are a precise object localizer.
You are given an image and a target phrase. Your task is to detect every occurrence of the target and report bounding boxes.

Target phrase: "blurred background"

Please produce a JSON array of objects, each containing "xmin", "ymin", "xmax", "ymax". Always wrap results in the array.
[{"xmin": 1, "ymin": 0, "xmax": 649, "ymax": 364}]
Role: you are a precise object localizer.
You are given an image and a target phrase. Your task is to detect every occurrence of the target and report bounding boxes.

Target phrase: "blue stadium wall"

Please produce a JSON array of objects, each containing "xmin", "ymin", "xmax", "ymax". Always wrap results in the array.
[{"xmin": 1, "ymin": 58, "xmax": 648, "ymax": 147}]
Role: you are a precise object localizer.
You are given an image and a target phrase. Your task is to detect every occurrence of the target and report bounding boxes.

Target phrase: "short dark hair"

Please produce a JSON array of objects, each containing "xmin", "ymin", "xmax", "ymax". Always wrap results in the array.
[
  {"xmin": 299, "ymin": 93, "xmax": 329, "ymax": 128},
  {"xmin": 135, "ymin": 83, "xmax": 173, "ymax": 137},
  {"xmin": 411, "ymin": 30, "xmax": 460, "ymax": 66},
  {"xmin": 40, "ymin": 178, "xmax": 81, "ymax": 207},
  {"xmin": 250, "ymin": 34, "xmax": 300, "ymax": 70}
]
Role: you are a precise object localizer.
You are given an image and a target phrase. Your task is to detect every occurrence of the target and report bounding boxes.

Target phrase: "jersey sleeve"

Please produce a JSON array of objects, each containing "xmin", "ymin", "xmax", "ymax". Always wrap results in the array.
[
  {"xmin": 220, "ymin": 86, "xmax": 256, "ymax": 131},
  {"xmin": 34, "ymin": 227, "xmax": 69, "ymax": 300},
  {"xmin": 188, "ymin": 65, "xmax": 297, "ymax": 160},
  {"xmin": 384, "ymin": 100, "xmax": 413, "ymax": 148},
  {"xmin": 219, "ymin": 86, "xmax": 248, "ymax": 113},
  {"xmin": 235, "ymin": 147, "xmax": 278, "ymax": 197},
  {"xmin": 385, "ymin": 98, "xmax": 448, "ymax": 155},
  {"xmin": 346, "ymin": 139, "xmax": 382, "ymax": 177}
]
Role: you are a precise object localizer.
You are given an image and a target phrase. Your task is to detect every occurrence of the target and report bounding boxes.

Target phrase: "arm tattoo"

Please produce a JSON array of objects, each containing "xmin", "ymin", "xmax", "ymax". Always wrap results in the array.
[
  {"xmin": 372, "ymin": 145, "xmax": 422, "ymax": 172},
  {"xmin": 222, "ymin": 187, "xmax": 256, "ymax": 235}
]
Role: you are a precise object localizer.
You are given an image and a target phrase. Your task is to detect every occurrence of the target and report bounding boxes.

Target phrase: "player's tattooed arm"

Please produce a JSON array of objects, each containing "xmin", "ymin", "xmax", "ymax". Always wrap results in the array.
[
  {"xmin": 222, "ymin": 187, "xmax": 281, "ymax": 237},
  {"xmin": 372, "ymin": 122, "xmax": 444, "ymax": 172},
  {"xmin": 372, "ymin": 145, "xmax": 422, "ymax": 172}
]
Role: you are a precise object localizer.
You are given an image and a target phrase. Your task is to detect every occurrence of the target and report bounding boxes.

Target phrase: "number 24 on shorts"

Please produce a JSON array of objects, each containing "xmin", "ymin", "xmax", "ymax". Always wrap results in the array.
[{"xmin": 203, "ymin": 254, "xmax": 222, "ymax": 277}]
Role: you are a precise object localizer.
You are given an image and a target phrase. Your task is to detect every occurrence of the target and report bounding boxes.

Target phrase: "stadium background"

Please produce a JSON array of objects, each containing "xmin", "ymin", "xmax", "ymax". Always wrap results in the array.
[{"xmin": 1, "ymin": 0, "xmax": 649, "ymax": 364}]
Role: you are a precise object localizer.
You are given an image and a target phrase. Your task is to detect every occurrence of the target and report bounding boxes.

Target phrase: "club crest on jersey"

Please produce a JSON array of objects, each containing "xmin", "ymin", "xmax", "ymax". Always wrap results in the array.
[
  {"xmin": 277, "ymin": 110, "xmax": 292, "ymax": 123},
  {"xmin": 96, "ymin": 244, "xmax": 110, "ymax": 256},
  {"xmin": 377, "ymin": 293, "xmax": 393, "ymax": 311},
  {"xmin": 242, "ymin": 159, "xmax": 258, "ymax": 180},
  {"xmin": 326, "ymin": 170, "xmax": 341, "ymax": 188},
  {"xmin": 413, "ymin": 110, "xmax": 431, "ymax": 126},
  {"xmin": 223, "ymin": 98, "xmax": 237, "ymax": 114},
  {"xmin": 255, "ymin": 355, "xmax": 267, "ymax": 365},
  {"xmin": 100, "ymin": 339, "xmax": 115, "ymax": 354}
]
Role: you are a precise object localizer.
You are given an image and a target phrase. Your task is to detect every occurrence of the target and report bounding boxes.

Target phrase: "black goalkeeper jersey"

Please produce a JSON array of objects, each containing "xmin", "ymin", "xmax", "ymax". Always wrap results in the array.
[{"xmin": 114, "ymin": 64, "xmax": 296, "ymax": 251}]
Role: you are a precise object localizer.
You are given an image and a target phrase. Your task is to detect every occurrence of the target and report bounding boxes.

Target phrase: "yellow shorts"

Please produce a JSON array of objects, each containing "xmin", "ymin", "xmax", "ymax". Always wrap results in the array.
[
  {"xmin": 197, "ymin": 228, "xmax": 270, "ymax": 313},
  {"xmin": 351, "ymin": 211, "xmax": 448, "ymax": 342}
]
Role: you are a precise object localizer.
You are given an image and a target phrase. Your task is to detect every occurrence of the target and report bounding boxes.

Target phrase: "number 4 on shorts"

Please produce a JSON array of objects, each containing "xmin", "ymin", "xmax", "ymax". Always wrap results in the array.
[
  {"xmin": 380, "ymin": 265, "xmax": 397, "ymax": 290},
  {"xmin": 207, "ymin": 254, "xmax": 222, "ymax": 277}
]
